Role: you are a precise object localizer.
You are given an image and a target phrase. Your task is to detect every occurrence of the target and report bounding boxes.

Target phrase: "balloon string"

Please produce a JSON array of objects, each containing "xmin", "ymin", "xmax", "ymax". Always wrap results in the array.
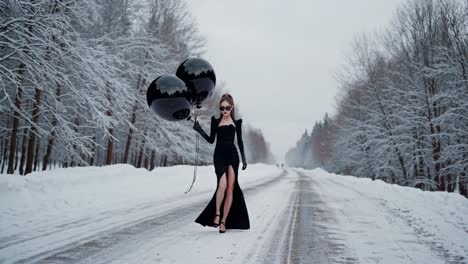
[{"xmin": 185, "ymin": 107, "xmax": 199, "ymax": 194}]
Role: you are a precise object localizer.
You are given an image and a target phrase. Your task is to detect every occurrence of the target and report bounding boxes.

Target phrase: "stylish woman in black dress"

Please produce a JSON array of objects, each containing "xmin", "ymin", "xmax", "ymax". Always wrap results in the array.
[{"xmin": 192, "ymin": 93, "xmax": 250, "ymax": 233}]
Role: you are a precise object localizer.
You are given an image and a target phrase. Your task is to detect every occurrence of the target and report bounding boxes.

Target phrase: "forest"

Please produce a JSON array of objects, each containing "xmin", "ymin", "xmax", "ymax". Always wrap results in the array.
[
  {"xmin": 286, "ymin": 0, "xmax": 468, "ymax": 196},
  {"xmin": 0, "ymin": 0, "xmax": 275, "ymax": 175}
]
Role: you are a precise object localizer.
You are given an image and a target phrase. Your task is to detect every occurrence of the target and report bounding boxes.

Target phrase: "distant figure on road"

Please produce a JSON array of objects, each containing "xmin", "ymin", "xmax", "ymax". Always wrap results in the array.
[{"xmin": 192, "ymin": 93, "xmax": 250, "ymax": 233}]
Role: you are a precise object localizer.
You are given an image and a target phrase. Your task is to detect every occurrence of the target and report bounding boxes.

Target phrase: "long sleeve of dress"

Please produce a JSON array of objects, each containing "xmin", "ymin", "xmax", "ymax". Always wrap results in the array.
[
  {"xmin": 236, "ymin": 119, "xmax": 246, "ymax": 163},
  {"xmin": 193, "ymin": 115, "xmax": 217, "ymax": 144}
]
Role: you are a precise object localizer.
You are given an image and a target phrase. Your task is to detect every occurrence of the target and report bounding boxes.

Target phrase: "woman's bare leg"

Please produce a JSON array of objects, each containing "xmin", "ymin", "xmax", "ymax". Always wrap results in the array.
[
  {"xmin": 221, "ymin": 165, "xmax": 236, "ymax": 228},
  {"xmin": 215, "ymin": 172, "xmax": 227, "ymax": 223}
]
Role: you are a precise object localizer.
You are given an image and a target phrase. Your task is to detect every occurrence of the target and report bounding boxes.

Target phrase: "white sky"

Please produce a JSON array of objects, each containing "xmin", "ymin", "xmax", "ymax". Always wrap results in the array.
[{"xmin": 187, "ymin": 0, "xmax": 406, "ymax": 162}]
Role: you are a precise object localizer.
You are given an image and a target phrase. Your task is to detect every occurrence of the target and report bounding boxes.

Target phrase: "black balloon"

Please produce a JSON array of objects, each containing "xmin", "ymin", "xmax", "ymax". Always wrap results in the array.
[
  {"xmin": 176, "ymin": 58, "xmax": 216, "ymax": 107},
  {"xmin": 146, "ymin": 75, "xmax": 191, "ymax": 121}
]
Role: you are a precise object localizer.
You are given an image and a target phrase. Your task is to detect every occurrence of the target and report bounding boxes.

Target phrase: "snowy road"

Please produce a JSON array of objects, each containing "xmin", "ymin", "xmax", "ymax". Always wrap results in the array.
[
  {"xmin": 1, "ymin": 166, "xmax": 467, "ymax": 263},
  {"xmin": 3, "ymin": 168, "xmax": 295, "ymax": 264},
  {"xmin": 279, "ymin": 171, "xmax": 358, "ymax": 264},
  {"xmin": 287, "ymin": 169, "xmax": 467, "ymax": 264}
]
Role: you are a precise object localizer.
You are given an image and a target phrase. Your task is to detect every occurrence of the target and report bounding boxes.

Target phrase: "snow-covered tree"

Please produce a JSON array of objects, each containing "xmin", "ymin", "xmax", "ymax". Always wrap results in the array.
[
  {"xmin": 286, "ymin": 0, "xmax": 468, "ymax": 197},
  {"xmin": 1, "ymin": 0, "xmax": 274, "ymax": 175}
]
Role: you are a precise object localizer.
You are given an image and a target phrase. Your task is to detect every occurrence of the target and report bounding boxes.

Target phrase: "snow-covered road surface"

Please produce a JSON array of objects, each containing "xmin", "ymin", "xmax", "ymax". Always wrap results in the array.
[
  {"xmin": 1, "ymin": 165, "xmax": 467, "ymax": 263},
  {"xmin": 15, "ymin": 170, "xmax": 289, "ymax": 264},
  {"xmin": 283, "ymin": 170, "xmax": 467, "ymax": 264}
]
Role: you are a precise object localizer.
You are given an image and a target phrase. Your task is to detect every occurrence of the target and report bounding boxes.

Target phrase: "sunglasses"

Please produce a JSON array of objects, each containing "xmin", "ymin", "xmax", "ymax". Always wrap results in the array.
[{"xmin": 219, "ymin": 106, "xmax": 232, "ymax": 111}]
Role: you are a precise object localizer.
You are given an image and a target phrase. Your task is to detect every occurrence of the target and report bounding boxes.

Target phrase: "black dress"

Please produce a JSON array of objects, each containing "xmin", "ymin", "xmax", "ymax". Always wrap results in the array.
[{"xmin": 192, "ymin": 115, "xmax": 250, "ymax": 229}]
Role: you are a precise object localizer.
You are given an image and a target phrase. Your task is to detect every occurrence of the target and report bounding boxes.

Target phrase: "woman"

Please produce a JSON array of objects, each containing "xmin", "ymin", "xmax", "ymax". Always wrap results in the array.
[{"xmin": 192, "ymin": 93, "xmax": 250, "ymax": 233}]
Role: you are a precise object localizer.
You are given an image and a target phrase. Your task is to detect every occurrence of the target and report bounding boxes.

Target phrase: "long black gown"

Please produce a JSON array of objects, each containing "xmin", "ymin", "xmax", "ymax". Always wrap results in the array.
[{"xmin": 192, "ymin": 115, "xmax": 250, "ymax": 230}]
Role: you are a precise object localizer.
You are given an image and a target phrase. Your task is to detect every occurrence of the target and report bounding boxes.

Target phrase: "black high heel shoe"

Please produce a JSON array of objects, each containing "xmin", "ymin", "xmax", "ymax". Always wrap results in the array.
[
  {"xmin": 219, "ymin": 221, "xmax": 226, "ymax": 233},
  {"xmin": 213, "ymin": 214, "xmax": 220, "ymax": 227}
]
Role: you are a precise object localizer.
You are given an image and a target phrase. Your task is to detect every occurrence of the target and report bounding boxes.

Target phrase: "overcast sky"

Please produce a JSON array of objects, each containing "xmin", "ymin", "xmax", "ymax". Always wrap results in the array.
[{"xmin": 187, "ymin": 0, "xmax": 406, "ymax": 162}]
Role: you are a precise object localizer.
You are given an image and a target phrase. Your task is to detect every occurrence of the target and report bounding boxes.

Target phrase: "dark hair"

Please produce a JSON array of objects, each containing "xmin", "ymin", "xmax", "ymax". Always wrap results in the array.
[{"xmin": 219, "ymin": 93, "xmax": 235, "ymax": 120}]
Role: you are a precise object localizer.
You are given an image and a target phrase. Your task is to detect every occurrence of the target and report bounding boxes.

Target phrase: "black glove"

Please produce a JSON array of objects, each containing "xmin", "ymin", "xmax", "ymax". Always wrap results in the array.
[
  {"xmin": 242, "ymin": 161, "xmax": 247, "ymax": 170},
  {"xmin": 193, "ymin": 120, "xmax": 202, "ymax": 132}
]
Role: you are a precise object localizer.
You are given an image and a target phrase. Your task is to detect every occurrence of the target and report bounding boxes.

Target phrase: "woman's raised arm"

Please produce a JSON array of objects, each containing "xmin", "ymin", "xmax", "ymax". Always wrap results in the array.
[{"xmin": 193, "ymin": 115, "xmax": 217, "ymax": 144}]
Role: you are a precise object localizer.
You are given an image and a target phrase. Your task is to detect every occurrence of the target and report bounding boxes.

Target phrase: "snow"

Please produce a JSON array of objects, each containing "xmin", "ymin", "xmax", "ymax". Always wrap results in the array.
[
  {"xmin": 295, "ymin": 167, "xmax": 468, "ymax": 263},
  {"xmin": 1, "ymin": 165, "xmax": 466, "ymax": 263},
  {"xmin": 0, "ymin": 163, "xmax": 282, "ymax": 263},
  {"xmin": 0, "ymin": 164, "xmax": 279, "ymax": 234}
]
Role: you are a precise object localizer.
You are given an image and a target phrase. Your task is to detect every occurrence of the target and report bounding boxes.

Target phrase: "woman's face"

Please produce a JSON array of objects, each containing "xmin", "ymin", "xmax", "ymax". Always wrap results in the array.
[{"xmin": 219, "ymin": 101, "xmax": 232, "ymax": 117}]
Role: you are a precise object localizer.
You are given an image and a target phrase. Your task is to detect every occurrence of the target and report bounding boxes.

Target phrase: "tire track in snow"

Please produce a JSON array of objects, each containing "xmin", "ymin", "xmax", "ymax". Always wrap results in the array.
[
  {"xmin": 241, "ymin": 169, "xmax": 298, "ymax": 264},
  {"xmin": 259, "ymin": 169, "xmax": 358, "ymax": 264},
  {"xmin": 285, "ymin": 170, "xmax": 358, "ymax": 263}
]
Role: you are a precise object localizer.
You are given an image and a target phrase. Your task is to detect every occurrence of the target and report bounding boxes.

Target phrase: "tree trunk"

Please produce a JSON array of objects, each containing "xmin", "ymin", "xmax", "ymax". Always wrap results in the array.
[
  {"xmin": 70, "ymin": 115, "xmax": 79, "ymax": 167},
  {"xmin": 1, "ymin": 139, "xmax": 8, "ymax": 173},
  {"xmin": 14, "ymin": 135, "xmax": 19, "ymax": 171},
  {"xmin": 123, "ymin": 55, "xmax": 148, "ymax": 163},
  {"xmin": 33, "ymin": 140, "xmax": 40, "ymax": 171},
  {"xmin": 132, "ymin": 149, "xmax": 138, "ymax": 166},
  {"xmin": 95, "ymin": 141, "xmax": 101, "ymax": 166},
  {"xmin": 136, "ymin": 132, "xmax": 146, "ymax": 168},
  {"xmin": 159, "ymin": 155, "xmax": 164, "ymax": 167},
  {"xmin": 19, "ymin": 128, "xmax": 28, "ymax": 175},
  {"xmin": 0, "ymin": 138, "xmax": 3, "ymax": 163},
  {"xmin": 42, "ymin": 100, "xmax": 58, "ymax": 171},
  {"xmin": 149, "ymin": 149, "xmax": 155, "ymax": 170},
  {"xmin": 106, "ymin": 126, "xmax": 114, "ymax": 166},
  {"xmin": 7, "ymin": 63, "xmax": 26, "ymax": 174},
  {"xmin": 143, "ymin": 149, "xmax": 149, "ymax": 169},
  {"xmin": 105, "ymin": 85, "xmax": 113, "ymax": 166},
  {"xmin": 122, "ymin": 77, "xmax": 146, "ymax": 164},
  {"xmin": 25, "ymin": 87, "xmax": 43, "ymax": 175},
  {"xmin": 89, "ymin": 135, "xmax": 96, "ymax": 166},
  {"xmin": 123, "ymin": 104, "xmax": 137, "ymax": 164}
]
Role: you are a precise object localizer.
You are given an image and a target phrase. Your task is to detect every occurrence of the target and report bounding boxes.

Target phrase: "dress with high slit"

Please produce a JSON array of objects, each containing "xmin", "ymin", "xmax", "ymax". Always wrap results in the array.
[{"xmin": 192, "ymin": 115, "xmax": 250, "ymax": 229}]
